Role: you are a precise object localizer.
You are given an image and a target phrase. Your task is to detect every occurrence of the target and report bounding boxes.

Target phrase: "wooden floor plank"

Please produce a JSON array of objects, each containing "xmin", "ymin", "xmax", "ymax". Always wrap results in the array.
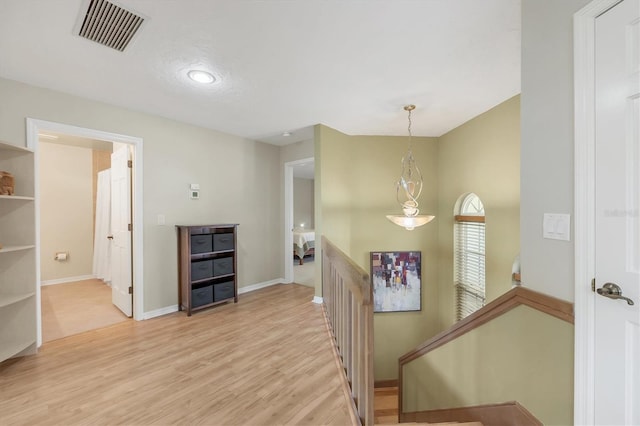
[{"xmin": 0, "ymin": 284, "xmax": 355, "ymax": 426}]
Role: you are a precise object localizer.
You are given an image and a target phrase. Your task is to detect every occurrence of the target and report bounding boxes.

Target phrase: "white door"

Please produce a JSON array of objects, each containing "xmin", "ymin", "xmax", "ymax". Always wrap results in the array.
[
  {"xmin": 594, "ymin": 0, "xmax": 640, "ymax": 424},
  {"xmin": 110, "ymin": 145, "xmax": 133, "ymax": 317}
]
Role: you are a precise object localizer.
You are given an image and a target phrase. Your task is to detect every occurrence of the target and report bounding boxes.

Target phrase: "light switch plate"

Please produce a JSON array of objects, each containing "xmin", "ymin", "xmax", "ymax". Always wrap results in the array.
[
  {"xmin": 543, "ymin": 213, "xmax": 571, "ymax": 241},
  {"xmin": 190, "ymin": 183, "xmax": 200, "ymax": 190}
]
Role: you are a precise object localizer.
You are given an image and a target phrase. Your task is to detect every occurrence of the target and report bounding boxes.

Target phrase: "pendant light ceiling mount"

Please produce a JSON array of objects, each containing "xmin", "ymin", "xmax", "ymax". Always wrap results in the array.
[{"xmin": 386, "ymin": 104, "xmax": 435, "ymax": 231}]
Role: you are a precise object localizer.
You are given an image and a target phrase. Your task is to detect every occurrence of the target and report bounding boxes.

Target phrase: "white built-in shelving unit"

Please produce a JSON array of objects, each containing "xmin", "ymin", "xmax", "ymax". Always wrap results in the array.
[{"xmin": 0, "ymin": 140, "xmax": 37, "ymax": 363}]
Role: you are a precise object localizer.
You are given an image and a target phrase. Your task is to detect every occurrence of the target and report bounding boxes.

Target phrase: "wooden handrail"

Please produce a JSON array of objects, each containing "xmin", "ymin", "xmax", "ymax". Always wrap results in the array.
[
  {"xmin": 322, "ymin": 236, "xmax": 374, "ymax": 426},
  {"xmin": 398, "ymin": 286, "xmax": 573, "ymax": 418}
]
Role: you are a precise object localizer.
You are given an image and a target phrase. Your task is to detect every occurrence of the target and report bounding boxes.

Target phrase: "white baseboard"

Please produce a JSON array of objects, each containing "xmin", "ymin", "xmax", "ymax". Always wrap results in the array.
[
  {"xmin": 40, "ymin": 275, "xmax": 96, "ymax": 286},
  {"xmin": 312, "ymin": 296, "xmax": 323, "ymax": 304},
  {"xmin": 141, "ymin": 279, "xmax": 296, "ymax": 320},
  {"xmin": 143, "ymin": 305, "xmax": 179, "ymax": 320},
  {"xmin": 238, "ymin": 278, "xmax": 283, "ymax": 295}
]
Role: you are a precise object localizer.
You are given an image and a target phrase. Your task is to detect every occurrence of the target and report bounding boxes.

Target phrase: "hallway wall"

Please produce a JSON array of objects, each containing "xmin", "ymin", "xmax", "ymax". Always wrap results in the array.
[{"xmin": 39, "ymin": 142, "xmax": 93, "ymax": 282}]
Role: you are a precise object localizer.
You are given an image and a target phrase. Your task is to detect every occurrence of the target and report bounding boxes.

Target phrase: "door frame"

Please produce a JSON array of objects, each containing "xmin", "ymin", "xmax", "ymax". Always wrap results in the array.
[
  {"xmin": 283, "ymin": 157, "xmax": 314, "ymax": 284},
  {"xmin": 573, "ymin": 0, "xmax": 622, "ymax": 423},
  {"xmin": 26, "ymin": 118, "xmax": 144, "ymax": 347}
]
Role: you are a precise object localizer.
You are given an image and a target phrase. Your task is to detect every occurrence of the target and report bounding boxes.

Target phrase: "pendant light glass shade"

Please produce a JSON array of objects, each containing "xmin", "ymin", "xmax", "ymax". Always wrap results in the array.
[
  {"xmin": 386, "ymin": 105, "xmax": 435, "ymax": 230},
  {"xmin": 385, "ymin": 214, "xmax": 435, "ymax": 231}
]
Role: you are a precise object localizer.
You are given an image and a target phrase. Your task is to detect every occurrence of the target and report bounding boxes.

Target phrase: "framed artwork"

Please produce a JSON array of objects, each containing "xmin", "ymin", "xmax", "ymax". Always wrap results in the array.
[{"xmin": 371, "ymin": 251, "xmax": 421, "ymax": 313}]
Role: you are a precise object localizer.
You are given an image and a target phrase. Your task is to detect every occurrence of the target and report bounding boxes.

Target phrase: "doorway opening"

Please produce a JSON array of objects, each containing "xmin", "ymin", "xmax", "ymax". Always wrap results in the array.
[
  {"xmin": 284, "ymin": 157, "xmax": 315, "ymax": 287},
  {"xmin": 26, "ymin": 119, "xmax": 144, "ymax": 347}
]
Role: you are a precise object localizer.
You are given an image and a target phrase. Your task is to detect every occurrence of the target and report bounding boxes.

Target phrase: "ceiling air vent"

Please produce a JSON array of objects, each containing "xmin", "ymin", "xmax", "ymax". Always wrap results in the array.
[{"xmin": 77, "ymin": 0, "xmax": 144, "ymax": 52}]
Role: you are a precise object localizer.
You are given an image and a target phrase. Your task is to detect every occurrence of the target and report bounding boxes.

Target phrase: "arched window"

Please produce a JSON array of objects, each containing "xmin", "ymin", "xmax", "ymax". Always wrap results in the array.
[{"xmin": 454, "ymin": 193, "xmax": 485, "ymax": 321}]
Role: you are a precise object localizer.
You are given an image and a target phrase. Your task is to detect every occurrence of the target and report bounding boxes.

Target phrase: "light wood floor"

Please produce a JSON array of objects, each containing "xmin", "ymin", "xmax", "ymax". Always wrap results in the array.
[
  {"xmin": 41, "ymin": 279, "xmax": 130, "ymax": 343},
  {"xmin": 0, "ymin": 284, "xmax": 354, "ymax": 426}
]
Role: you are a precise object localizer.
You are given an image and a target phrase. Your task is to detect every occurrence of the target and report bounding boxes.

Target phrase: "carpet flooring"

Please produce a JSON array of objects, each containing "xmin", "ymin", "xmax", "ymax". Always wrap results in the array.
[{"xmin": 41, "ymin": 279, "xmax": 130, "ymax": 343}]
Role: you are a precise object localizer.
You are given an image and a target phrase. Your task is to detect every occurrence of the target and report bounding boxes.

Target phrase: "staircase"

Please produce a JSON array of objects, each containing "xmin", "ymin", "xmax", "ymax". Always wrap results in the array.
[{"xmin": 374, "ymin": 386, "xmax": 483, "ymax": 426}]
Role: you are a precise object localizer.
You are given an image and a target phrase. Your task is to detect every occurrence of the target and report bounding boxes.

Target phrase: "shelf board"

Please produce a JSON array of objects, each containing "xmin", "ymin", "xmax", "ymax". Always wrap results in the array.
[
  {"xmin": 0, "ymin": 141, "xmax": 33, "ymax": 153},
  {"xmin": 0, "ymin": 245, "xmax": 35, "ymax": 254},
  {"xmin": 0, "ymin": 292, "xmax": 35, "ymax": 308},
  {"xmin": 190, "ymin": 249, "xmax": 235, "ymax": 260},
  {"xmin": 191, "ymin": 273, "xmax": 235, "ymax": 285},
  {"xmin": 0, "ymin": 195, "xmax": 35, "ymax": 201},
  {"xmin": 0, "ymin": 338, "xmax": 36, "ymax": 363}
]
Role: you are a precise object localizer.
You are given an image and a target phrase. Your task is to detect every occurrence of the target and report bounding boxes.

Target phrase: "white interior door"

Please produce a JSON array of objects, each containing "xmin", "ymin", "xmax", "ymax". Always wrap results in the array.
[
  {"xmin": 110, "ymin": 145, "xmax": 132, "ymax": 317},
  {"xmin": 594, "ymin": 0, "xmax": 640, "ymax": 424}
]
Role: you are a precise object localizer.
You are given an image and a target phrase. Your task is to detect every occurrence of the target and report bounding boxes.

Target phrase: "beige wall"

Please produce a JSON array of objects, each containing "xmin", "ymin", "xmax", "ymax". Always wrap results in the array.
[
  {"xmin": 280, "ymin": 138, "xmax": 314, "ymax": 165},
  {"xmin": 437, "ymin": 95, "xmax": 521, "ymax": 329},
  {"xmin": 403, "ymin": 305, "xmax": 574, "ymax": 425},
  {"xmin": 521, "ymin": 0, "xmax": 590, "ymax": 301},
  {"xmin": 293, "ymin": 178, "xmax": 314, "ymax": 229},
  {"xmin": 39, "ymin": 142, "xmax": 94, "ymax": 281},
  {"xmin": 0, "ymin": 77, "xmax": 282, "ymax": 313},
  {"xmin": 316, "ymin": 125, "xmax": 440, "ymax": 380}
]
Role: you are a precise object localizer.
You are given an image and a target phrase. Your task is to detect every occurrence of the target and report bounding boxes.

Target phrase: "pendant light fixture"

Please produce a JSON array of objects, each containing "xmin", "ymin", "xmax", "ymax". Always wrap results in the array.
[{"xmin": 386, "ymin": 105, "xmax": 435, "ymax": 230}]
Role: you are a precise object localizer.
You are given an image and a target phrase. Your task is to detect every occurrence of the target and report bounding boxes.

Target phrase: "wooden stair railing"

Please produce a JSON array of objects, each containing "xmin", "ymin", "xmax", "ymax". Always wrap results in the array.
[
  {"xmin": 398, "ymin": 286, "xmax": 574, "ymax": 424},
  {"xmin": 322, "ymin": 236, "xmax": 374, "ymax": 426}
]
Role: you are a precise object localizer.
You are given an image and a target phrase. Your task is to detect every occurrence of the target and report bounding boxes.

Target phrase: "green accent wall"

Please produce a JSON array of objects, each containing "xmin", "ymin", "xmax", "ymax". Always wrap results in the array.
[
  {"xmin": 403, "ymin": 305, "xmax": 574, "ymax": 425},
  {"xmin": 437, "ymin": 95, "xmax": 521, "ymax": 329},
  {"xmin": 315, "ymin": 95, "xmax": 522, "ymax": 380}
]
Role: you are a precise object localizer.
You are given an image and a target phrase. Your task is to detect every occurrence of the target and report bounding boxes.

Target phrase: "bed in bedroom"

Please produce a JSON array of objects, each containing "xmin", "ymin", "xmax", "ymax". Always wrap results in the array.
[{"xmin": 293, "ymin": 229, "xmax": 315, "ymax": 265}]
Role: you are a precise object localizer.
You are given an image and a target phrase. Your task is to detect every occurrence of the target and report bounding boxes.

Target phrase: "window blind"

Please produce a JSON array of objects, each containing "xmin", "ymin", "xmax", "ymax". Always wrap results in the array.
[{"xmin": 454, "ymin": 219, "xmax": 485, "ymax": 321}]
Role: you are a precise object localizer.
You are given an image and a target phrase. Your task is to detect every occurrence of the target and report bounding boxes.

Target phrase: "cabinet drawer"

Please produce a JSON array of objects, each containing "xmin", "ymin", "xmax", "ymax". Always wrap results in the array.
[
  {"xmin": 191, "ymin": 285, "xmax": 213, "ymax": 308},
  {"xmin": 190, "ymin": 234, "xmax": 213, "ymax": 254},
  {"xmin": 191, "ymin": 260, "xmax": 213, "ymax": 281},
  {"xmin": 213, "ymin": 233, "xmax": 234, "ymax": 251},
  {"xmin": 213, "ymin": 281, "xmax": 235, "ymax": 301},
  {"xmin": 213, "ymin": 257, "xmax": 233, "ymax": 276}
]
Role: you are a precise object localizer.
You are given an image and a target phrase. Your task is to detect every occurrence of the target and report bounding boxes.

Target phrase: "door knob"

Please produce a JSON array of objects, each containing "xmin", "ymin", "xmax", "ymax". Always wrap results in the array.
[
  {"xmin": 107, "ymin": 235, "xmax": 114, "ymax": 240},
  {"xmin": 596, "ymin": 282, "xmax": 635, "ymax": 305}
]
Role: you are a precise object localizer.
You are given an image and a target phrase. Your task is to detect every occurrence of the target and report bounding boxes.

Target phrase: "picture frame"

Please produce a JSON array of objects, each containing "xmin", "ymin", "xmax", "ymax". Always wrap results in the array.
[{"xmin": 371, "ymin": 251, "xmax": 422, "ymax": 313}]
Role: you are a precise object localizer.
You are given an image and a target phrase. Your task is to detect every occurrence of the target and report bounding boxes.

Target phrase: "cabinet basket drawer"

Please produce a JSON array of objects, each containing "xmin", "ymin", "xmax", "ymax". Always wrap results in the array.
[
  {"xmin": 190, "ymin": 234, "xmax": 213, "ymax": 254},
  {"xmin": 191, "ymin": 285, "xmax": 213, "ymax": 308},
  {"xmin": 214, "ymin": 281, "xmax": 235, "ymax": 301},
  {"xmin": 213, "ymin": 257, "xmax": 233, "ymax": 276},
  {"xmin": 191, "ymin": 260, "xmax": 213, "ymax": 281},
  {"xmin": 213, "ymin": 233, "xmax": 234, "ymax": 251}
]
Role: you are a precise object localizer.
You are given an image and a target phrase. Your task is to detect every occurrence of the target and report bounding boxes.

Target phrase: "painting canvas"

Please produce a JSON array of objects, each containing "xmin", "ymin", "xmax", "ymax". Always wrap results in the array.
[{"xmin": 371, "ymin": 251, "xmax": 421, "ymax": 313}]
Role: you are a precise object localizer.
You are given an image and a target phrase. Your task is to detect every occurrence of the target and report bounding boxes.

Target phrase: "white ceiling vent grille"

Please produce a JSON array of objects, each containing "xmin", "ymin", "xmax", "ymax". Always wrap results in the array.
[{"xmin": 78, "ymin": 0, "xmax": 144, "ymax": 52}]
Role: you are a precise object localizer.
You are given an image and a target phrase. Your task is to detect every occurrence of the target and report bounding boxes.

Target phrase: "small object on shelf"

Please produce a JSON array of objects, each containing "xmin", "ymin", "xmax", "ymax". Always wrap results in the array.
[
  {"xmin": 177, "ymin": 224, "xmax": 239, "ymax": 315},
  {"xmin": 0, "ymin": 171, "xmax": 15, "ymax": 195}
]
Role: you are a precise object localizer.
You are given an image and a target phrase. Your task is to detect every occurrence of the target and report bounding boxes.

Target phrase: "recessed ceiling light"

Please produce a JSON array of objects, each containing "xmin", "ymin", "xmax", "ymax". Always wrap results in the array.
[
  {"xmin": 187, "ymin": 70, "xmax": 216, "ymax": 84},
  {"xmin": 282, "ymin": 132, "xmax": 292, "ymax": 137}
]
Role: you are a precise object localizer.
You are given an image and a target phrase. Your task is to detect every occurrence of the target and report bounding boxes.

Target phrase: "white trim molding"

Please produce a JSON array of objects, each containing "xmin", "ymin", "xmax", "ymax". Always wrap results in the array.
[
  {"xmin": 40, "ymin": 275, "xmax": 96, "ymax": 286},
  {"xmin": 312, "ymin": 296, "xmax": 323, "ymax": 304},
  {"xmin": 573, "ymin": 1, "xmax": 620, "ymax": 424},
  {"xmin": 27, "ymin": 118, "xmax": 145, "ymax": 348},
  {"xmin": 238, "ymin": 279, "xmax": 283, "ymax": 295},
  {"xmin": 142, "ymin": 305, "xmax": 178, "ymax": 320}
]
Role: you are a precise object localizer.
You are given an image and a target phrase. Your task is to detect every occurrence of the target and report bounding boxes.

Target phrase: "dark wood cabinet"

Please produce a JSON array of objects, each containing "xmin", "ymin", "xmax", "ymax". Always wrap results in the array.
[{"xmin": 177, "ymin": 224, "xmax": 238, "ymax": 315}]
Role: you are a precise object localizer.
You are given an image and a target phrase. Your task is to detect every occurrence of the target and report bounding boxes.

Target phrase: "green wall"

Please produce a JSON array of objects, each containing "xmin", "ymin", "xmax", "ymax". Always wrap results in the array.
[
  {"xmin": 316, "ymin": 96, "xmax": 521, "ymax": 380},
  {"xmin": 316, "ymin": 125, "xmax": 440, "ymax": 380},
  {"xmin": 403, "ymin": 305, "xmax": 574, "ymax": 425},
  {"xmin": 437, "ymin": 95, "xmax": 521, "ymax": 329}
]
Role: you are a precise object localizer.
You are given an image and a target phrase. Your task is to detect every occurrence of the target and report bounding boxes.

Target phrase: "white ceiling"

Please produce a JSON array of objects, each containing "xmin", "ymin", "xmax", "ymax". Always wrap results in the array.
[{"xmin": 0, "ymin": 0, "xmax": 521, "ymax": 146}]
